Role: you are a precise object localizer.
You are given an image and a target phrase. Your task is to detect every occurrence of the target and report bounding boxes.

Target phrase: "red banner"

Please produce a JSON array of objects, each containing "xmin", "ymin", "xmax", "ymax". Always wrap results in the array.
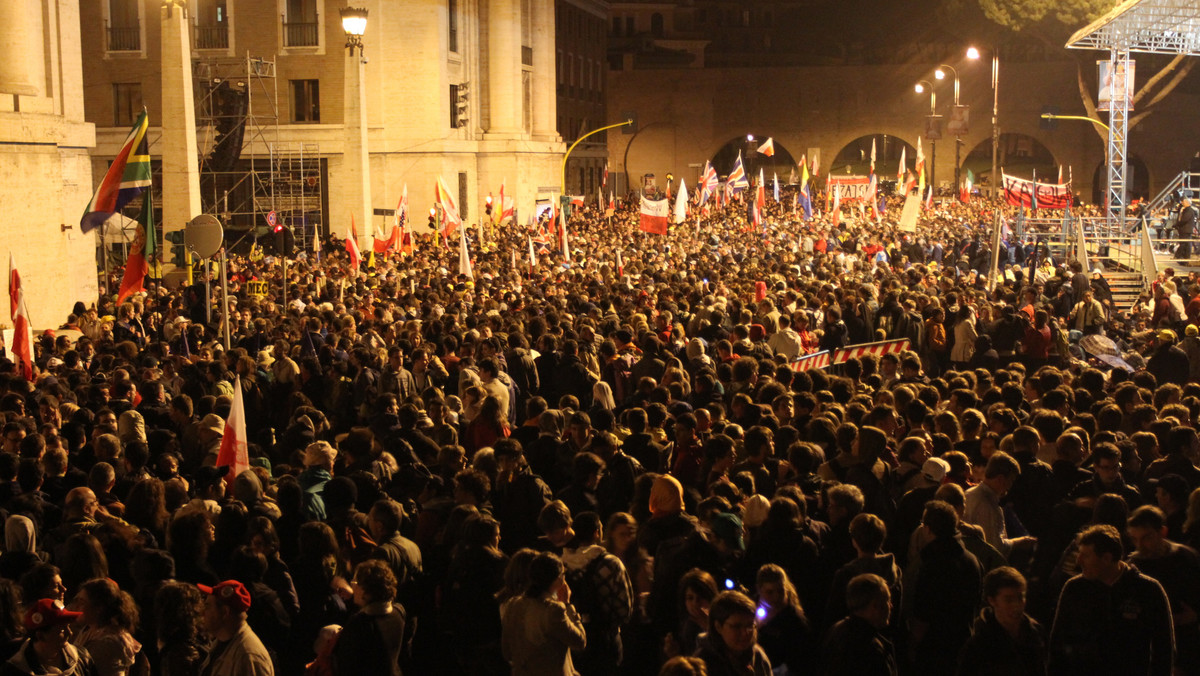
[{"xmin": 1003, "ymin": 173, "xmax": 1071, "ymax": 209}]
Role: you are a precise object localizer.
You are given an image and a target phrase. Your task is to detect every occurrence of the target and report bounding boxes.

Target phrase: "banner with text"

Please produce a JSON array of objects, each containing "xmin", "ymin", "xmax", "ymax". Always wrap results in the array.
[
  {"xmin": 1002, "ymin": 173, "xmax": 1072, "ymax": 210},
  {"xmin": 825, "ymin": 176, "xmax": 873, "ymax": 204}
]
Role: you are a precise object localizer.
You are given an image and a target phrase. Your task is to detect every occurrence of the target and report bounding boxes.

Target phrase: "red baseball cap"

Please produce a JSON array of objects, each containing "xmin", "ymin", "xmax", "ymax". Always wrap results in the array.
[
  {"xmin": 197, "ymin": 580, "xmax": 252, "ymax": 613},
  {"xmin": 24, "ymin": 599, "xmax": 82, "ymax": 632}
]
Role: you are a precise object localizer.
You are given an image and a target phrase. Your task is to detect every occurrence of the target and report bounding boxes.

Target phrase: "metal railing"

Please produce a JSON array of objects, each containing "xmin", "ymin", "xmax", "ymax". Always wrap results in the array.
[
  {"xmin": 194, "ymin": 24, "xmax": 229, "ymax": 50},
  {"xmin": 106, "ymin": 24, "xmax": 140, "ymax": 51},
  {"xmin": 1147, "ymin": 171, "xmax": 1200, "ymax": 214},
  {"xmin": 284, "ymin": 21, "xmax": 319, "ymax": 47}
]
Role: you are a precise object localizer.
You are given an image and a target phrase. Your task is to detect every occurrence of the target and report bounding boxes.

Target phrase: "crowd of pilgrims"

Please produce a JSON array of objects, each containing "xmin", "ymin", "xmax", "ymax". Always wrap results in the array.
[{"xmin": 1, "ymin": 189, "xmax": 1200, "ymax": 676}]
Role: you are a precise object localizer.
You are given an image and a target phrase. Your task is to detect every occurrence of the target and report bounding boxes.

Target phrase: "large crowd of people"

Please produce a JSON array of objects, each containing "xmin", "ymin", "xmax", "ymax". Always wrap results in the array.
[{"xmin": 1, "ymin": 186, "xmax": 1199, "ymax": 676}]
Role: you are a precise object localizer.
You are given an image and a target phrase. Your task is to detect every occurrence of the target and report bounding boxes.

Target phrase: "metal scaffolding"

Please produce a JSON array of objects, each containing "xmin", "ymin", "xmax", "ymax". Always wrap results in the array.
[
  {"xmin": 193, "ymin": 53, "xmax": 323, "ymax": 248},
  {"xmin": 1067, "ymin": 0, "xmax": 1200, "ymax": 228}
]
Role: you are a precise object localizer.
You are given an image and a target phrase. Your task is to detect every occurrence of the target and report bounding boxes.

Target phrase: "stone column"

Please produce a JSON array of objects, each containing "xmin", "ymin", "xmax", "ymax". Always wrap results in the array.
[
  {"xmin": 487, "ymin": 0, "xmax": 521, "ymax": 137},
  {"xmin": 531, "ymin": 0, "xmax": 556, "ymax": 140},
  {"xmin": 0, "ymin": 0, "xmax": 44, "ymax": 97},
  {"xmin": 342, "ymin": 45, "xmax": 372, "ymax": 252},
  {"xmin": 160, "ymin": 2, "xmax": 202, "ymax": 257}
]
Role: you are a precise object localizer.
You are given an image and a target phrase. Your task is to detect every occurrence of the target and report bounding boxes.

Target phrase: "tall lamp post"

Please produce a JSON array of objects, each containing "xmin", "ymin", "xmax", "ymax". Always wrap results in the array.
[
  {"xmin": 915, "ymin": 80, "xmax": 937, "ymax": 195},
  {"xmin": 935, "ymin": 64, "xmax": 963, "ymax": 193},
  {"xmin": 967, "ymin": 46, "xmax": 999, "ymax": 198},
  {"xmin": 341, "ymin": 6, "xmax": 370, "ymax": 253}
]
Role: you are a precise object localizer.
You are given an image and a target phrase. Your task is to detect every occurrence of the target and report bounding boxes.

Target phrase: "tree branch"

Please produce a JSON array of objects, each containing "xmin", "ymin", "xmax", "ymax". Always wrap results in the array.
[
  {"xmin": 1139, "ymin": 59, "xmax": 1196, "ymax": 110},
  {"xmin": 1132, "ymin": 54, "xmax": 1185, "ymax": 107},
  {"xmin": 1076, "ymin": 61, "xmax": 1107, "ymax": 142}
]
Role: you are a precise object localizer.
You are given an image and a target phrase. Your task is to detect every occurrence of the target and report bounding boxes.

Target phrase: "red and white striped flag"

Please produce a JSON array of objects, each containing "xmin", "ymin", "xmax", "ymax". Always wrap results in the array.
[
  {"xmin": 7, "ymin": 254, "xmax": 33, "ymax": 381},
  {"xmin": 214, "ymin": 377, "xmax": 249, "ymax": 493}
]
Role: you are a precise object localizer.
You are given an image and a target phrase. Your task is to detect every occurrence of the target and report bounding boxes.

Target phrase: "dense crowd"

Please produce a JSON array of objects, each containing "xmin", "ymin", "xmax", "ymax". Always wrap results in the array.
[{"xmin": 1, "ymin": 187, "xmax": 1200, "ymax": 676}]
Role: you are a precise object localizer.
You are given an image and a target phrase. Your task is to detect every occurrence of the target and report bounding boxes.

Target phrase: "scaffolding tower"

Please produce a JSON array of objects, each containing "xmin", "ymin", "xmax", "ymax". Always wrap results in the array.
[
  {"xmin": 193, "ymin": 53, "xmax": 323, "ymax": 250},
  {"xmin": 1068, "ymin": 0, "xmax": 1200, "ymax": 229}
]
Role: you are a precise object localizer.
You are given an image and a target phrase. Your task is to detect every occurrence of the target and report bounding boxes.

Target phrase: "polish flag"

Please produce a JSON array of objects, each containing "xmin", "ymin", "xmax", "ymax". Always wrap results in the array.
[
  {"xmin": 831, "ymin": 186, "xmax": 841, "ymax": 227},
  {"xmin": 214, "ymin": 377, "xmax": 249, "ymax": 493},
  {"xmin": 345, "ymin": 214, "xmax": 362, "ymax": 271},
  {"xmin": 639, "ymin": 196, "xmax": 670, "ymax": 235},
  {"xmin": 8, "ymin": 254, "xmax": 33, "ymax": 381},
  {"xmin": 756, "ymin": 137, "xmax": 775, "ymax": 157}
]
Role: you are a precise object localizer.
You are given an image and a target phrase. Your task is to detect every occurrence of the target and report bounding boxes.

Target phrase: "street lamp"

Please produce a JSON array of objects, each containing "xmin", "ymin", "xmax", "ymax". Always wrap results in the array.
[
  {"xmin": 341, "ymin": 6, "xmax": 371, "ymax": 253},
  {"xmin": 340, "ymin": 7, "xmax": 368, "ymax": 55},
  {"xmin": 936, "ymin": 64, "xmax": 964, "ymax": 192}
]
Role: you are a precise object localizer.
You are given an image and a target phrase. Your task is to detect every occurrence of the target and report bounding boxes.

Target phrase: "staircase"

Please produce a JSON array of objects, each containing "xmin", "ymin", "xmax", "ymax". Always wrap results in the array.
[
  {"xmin": 1103, "ymin": 271, "xmax": 1144, "ymax": 314},
  {"xmin": 1146, "ymin": 171, "xmax": 1200, "ymax": 214}
]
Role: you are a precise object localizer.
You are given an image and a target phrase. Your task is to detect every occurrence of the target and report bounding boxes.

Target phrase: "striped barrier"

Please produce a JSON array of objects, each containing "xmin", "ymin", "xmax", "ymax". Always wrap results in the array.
[
  {"xmin": 830, "ymin": 338, "xmax": 910, "ymax": 365},
  {"xmin": 791, "ymin": 350, "xmax": 831, "ymax": 371}
]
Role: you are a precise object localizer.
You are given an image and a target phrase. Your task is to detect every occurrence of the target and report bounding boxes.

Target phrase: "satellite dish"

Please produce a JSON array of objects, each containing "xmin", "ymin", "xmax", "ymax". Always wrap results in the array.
[{"xmin": 185, "ymin": 214, "xmax": 224, "ymax": 259}]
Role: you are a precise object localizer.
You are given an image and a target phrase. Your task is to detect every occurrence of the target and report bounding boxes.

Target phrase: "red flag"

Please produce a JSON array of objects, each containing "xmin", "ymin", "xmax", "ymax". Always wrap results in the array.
[
  {"xmin": 214, "ymin": 377, "xmax": 249, "ymax": 494},
  {"xmin": 345, "ymin": 214, "xmax": 362, "ymax": 270},
  {"xmin": 639, "ymin": 196, "xmax": 670, "ymax": 235},
  {"xmin": 8, "ymin": 254, "xmax": 33, "ymax": 381},
  {"xmin": 117, "ymin": 192, "xmax": 155, "ymax": 306}
]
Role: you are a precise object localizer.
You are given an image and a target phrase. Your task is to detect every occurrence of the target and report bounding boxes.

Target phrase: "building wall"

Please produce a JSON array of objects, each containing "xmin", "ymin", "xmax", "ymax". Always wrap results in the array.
[
  {"xmin": 82, "ymin": 0, "xmax": 565, "ymax": 242},
  {"xmin": 558, "ymin": 0, "xmax": 609, "ymax": 199},
  {"xmin": 0, "ymin": 0, "xmax": 97, "ymax": 328},
  {"xmin": 607, "ymin": 60, "xmax": 1200, "ymax": 202}
]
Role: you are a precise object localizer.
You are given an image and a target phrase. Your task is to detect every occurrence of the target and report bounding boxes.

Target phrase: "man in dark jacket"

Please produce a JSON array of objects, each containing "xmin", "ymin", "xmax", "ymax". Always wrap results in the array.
[
  {"xmin": 1147, "ymin": 329, "xmax": 1191, "ymax": 387},
  {"xmin": 824, "ymin": 573, "xmax": 899, "ymax": 676},
  {"xmin": 911, "ymin": 501, "xmax": 982, "ymax": 676},
  {"xmin": 958, "ymin": 567, "xmax": 1048, "ymax": 676},
  {"xmin": 1049, "ymin": 524, "xmax": 1174, "ymax": 676}
]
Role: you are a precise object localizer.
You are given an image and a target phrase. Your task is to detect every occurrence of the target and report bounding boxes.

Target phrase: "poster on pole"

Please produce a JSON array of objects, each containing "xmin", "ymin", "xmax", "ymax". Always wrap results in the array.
[
  {"xmin": 898, "ymin": 192, "xmax": 921, "ymax": 232},
  {"xmin": 1097, "ymin": 60, "xmax": 1135, "ymax": 112}
]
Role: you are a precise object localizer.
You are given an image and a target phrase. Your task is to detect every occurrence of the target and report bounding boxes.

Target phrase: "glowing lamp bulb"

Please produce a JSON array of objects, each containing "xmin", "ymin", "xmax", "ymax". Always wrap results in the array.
[
  {"xmin": 966, "ymin": 46, "xmax": 980, "ymax": 60},
  {"xmin": 756, "ymin": 606, "xmax": 768, "ymax": 620}
]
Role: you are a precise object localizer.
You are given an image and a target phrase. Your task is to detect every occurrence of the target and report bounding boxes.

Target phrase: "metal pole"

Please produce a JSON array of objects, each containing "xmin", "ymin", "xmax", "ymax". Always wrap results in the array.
[
  {"xmin": 991, "ymin": 52, "xmax": 999, "ymax": 198},
  {"xmin": 205, "ymin": 258, "xmax": 212, "ymax": 326},
  {"xmin": 219, "ymin": 248, "xmax": 231, "ymax": 350}
]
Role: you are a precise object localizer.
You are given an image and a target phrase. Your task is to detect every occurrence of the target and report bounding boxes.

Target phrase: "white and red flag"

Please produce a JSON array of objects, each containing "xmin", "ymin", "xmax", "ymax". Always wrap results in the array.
[
  {"xmin": 756, "ymin": 137, "xmax": 775, "ymax": 157},
  {"xmin": 639, "ymin": 195, "xmax": 670, "ymax": 235},
  {"xmin": 8, "ymin": 254, "xmax": 33, "ymax": 381},
  {"xmin": 214, "ymin": 377, "xmax": 249, "ymax": 493},
  {"xmin": 345, "ymin": 214, "xmax": 362, "ymax": 271}
]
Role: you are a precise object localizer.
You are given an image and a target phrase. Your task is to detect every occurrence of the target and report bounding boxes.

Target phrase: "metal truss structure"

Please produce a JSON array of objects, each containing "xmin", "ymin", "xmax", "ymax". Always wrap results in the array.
[{"xmin": 1067, "ymin": 0, "xmax": 1200, "ymax": 228}]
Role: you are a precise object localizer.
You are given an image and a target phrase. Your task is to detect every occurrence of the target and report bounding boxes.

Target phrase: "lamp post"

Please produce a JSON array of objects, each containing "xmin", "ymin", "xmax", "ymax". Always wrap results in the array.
[
  {"xmin": 935, "ymin": 64, "xmax": 964, "ymax": 192},
  {"xmin": 968, "ymin": 46, "xmax": 999, "ymax": 198},
  {"xmin": 916, "ymin": 80, "xmax": 937, "ymax": 194},
  {"xmin": 341, "ymin": 6, "xmax": 370, "ymax": 253}
]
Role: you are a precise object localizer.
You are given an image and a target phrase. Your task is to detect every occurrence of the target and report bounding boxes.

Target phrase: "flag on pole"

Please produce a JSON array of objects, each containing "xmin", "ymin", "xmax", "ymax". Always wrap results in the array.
[
  {"xmin": 924, "ymin": 185, "xmax": 934, "ymax": 210},
  {"xmin": 606, "ymin": 191, "xmax": 615, "ymax": 218},
  {"xmin": 831, "ymin": 185, "xmax": 841, "ymax": 227},
  {"xmin": 897, "ymin": 146, "xmax": 906, "ymax": 182},
  {"xmin": 867, "ymin": 174, "xmax": 879, "ymax": 223},
  {"xmin": 499, "ymin": 181, "xmax": 515, "ymax": 224},
  {"xmin": 773, "ymin": 172, "xmax": 780, "ymax": 203},
  {"xmin": 601, "ymin": 162, "xmax": 609, "ymax": 190},
  {"xmin": 674, "ymin": 177, "xmax": 689, "ymax": 224},
  {"xmin": 459, "ymin": 225, "xmax": 474, "ymax": 279},
  {"xmin": 1057, "ymin": 165, "xmax": 1063, "ymax": 185},
  {"xmin": 81, "ymin": 109, "xmax": 151, "ymax": 232},
  {"xmin": 799, "ymin": 158, "xmax": 812, "ymax": 220},
  {"xmin": 811, "ymin": 150, "xmax": 821, "ymax": 177},
  {"xmin": 727, "ymin": 152, "xmax": 750, "ymax": 192},
  {"xmin": 527, "ymin": 235, "xmax": 536, "ymax": 273},
  {"xmin": 214, "ymin": 377, "xmax": 249, "ymax": 494},
  {"xmin": 869, "ymin": 138, "xmax": 876, "ymax": 175},
  {"xmin": 1031, "ymin": 169, "xmax": 1039, "ymax": 212},
  {"xmin": 915, "ymin": 138, "xmax": 926, "ymax": 197},
  {"xmin": 616, "ymin": 250, "xmax": 624, "ymax": 277},
  {"xmin": 639, "ymin": 196, "xmax": 670, "ymax": 235},
  {"xmin": 117, "ymin": 191, "xmax": 156, "ymax": 306},
  {"xmin": 751, "ymin": 200, "xmax": 762, "ymax": 231},
  {"xmin": 7, "ymin": 254, "xmax": 33, "ymax": 381},
  {"xmin": 960, "ymin": 168, "xmax": 975, "ymax": 203},
  {"xmin": 397, "ymin": 184, "xmax": 409, "ymax": 228},
  {"xmin": 699, "ymin": 161, "xmax": 719, "ymax": 207},
  {"xmin": 756, "ymin": 168, "xmax": 766, "ymax": 212},
  {"xmin": 435, "ymin": 176, "xmax": 463, "ymax": 239},
  {"xmin": 756, "ymin": 137, "xmax": 775, "ymax": 157},
  {"xmin": 345, "ymin": 214, "xmax": 362, "ymax": 271},
  {"xmin": 560, "ymin": 200, "xmax": 570, "ymax": 260}
]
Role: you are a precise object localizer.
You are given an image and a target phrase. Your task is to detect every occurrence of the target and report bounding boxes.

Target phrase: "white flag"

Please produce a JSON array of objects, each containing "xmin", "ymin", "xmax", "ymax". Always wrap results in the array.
[
  {"xmin": 459, "ymin": 226, "xmax": 473, "ymax": 279},
  {"xmin": 674, "ymin": 177, "xmax": 689, "ymax": 224}
]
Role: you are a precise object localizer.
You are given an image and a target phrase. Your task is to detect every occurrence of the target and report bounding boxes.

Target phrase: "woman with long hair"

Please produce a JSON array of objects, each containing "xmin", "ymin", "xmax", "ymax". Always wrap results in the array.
[
  {"xmin": 666, "ymin": 568, "xmax": 719, "ymax": 660},
  {"xmin": 123, "ymin": 478, "xmax": 170, "ymax": 549},
  {"xmin": 754, "ymin": 564, "xmax": 813, "ymax": 676},
  {"xmin": 500, "ymin": 552, "xmax": 586, "ymax": 676},
  {"xmin": 153, "ymin": 582, "xmax": 206, "ymax": 676},
  {"xmin": 72, "ymin": 578, "xmax": 142, "ymax": 676},
  {"xmin": 465, "ymin": 395, "xmax": 511, "ymax": 455}
]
